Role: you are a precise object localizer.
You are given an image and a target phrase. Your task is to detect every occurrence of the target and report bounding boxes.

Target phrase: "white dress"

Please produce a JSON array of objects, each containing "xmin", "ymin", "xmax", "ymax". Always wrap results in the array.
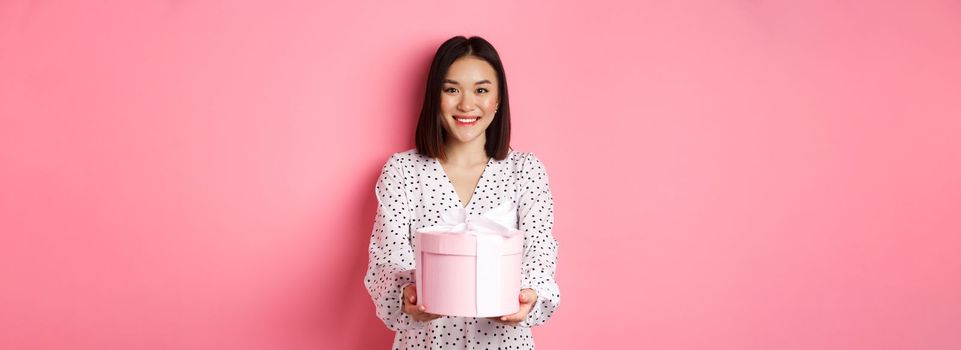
[{"xmin": 364, "ymin": 148, "xmax": 561, "ymax": 349}]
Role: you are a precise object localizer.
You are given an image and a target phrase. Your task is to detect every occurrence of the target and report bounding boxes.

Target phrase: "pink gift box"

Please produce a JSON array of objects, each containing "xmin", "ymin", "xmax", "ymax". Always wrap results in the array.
[{"xmin": 414, "ymin": 230, "xmax": 524, "ymax": 318}]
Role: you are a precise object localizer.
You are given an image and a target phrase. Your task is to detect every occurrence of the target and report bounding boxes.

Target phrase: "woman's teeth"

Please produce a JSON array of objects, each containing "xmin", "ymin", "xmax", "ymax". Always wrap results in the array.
[{"xmin": 454, "ymin": 116, "xmax": 479, "ymax": 126}]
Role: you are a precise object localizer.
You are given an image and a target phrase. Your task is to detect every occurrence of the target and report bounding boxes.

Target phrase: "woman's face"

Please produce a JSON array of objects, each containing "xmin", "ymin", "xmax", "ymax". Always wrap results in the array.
[{"xmin": 439, "ymin": 56, "xmax": 500, "ymax": 145}]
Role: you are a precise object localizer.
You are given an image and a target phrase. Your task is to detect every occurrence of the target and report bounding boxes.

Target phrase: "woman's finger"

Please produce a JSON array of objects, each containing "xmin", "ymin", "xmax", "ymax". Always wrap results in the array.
[
  {"xmin": 499, "ymin": 303, "xmax": 534, "ymax": 323},
  {"xmin": 408, "ymin": 306, "xmax": 425, "ymax": 319},
  {"xmin": 519, "ymin": 289, "xmax": 537, "ymax": 304},
  {"xmin": 403, "ymin": 285, "xmax": 417, "ymax": 305},
  {"xmin": 413, "ymin": 309, "xmax": 442, "ymax": 322},
  {"xmin": 405, "ymin": 302, "xmax": 442, "ymax": 322}
]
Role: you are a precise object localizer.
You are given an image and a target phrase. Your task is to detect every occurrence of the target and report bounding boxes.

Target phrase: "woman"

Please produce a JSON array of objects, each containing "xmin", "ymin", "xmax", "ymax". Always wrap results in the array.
[{"xmin": 364, "ymin": 35, "xmax": 560, "ymax": 349}]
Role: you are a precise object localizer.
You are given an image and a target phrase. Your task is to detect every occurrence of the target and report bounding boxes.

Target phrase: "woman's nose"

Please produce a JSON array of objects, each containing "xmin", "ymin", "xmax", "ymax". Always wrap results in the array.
[{"xmin": 457, "ymin": 95, "xmax": 475, "ymax": 111}]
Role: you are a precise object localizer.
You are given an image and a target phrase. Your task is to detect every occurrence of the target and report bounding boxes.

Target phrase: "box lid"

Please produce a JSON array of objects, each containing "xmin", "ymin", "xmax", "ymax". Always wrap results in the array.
[{"xmin": 415, "ymin": 230, "xmax": 524, "ymax": 256}]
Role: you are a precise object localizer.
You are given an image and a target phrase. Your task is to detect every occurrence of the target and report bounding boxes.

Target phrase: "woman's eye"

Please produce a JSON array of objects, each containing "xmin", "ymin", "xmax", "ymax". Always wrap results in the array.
[
  {"xmin": 476, "ymin": 88, "xmax": 489, "ymax": 94},
  {"xmin": 443, "ymin": 87, "xmax": 458, "ymax": 93}
]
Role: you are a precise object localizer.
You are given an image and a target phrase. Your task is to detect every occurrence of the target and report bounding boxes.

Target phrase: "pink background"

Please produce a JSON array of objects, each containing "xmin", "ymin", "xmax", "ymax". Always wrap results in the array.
[{"xmin": 2, "ymin": 1, "xmax": 960, "ymax": 349}]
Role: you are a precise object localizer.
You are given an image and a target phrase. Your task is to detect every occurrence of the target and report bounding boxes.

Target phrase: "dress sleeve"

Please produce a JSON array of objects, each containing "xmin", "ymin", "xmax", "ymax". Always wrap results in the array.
[
  {"xmin": 363, "ymin": 154, "xmax": 430, "ymax": 331},
  {"xmin": 515, "ymin": 153, "xmax": 561, "ymax": 328}
]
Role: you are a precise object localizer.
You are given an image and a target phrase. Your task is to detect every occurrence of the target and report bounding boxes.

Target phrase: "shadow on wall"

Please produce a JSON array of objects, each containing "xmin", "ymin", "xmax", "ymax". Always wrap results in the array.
[
  {"xmin": 282, "ymin": 163, "xmax": 395, "ymax": 349},
  {"xmin": 333, "ymin": 167, "xmax": 396, "ymax": 348},
  {"xmin": 304, "ymin": 40, "xmax": 435, "ymax": 348}
]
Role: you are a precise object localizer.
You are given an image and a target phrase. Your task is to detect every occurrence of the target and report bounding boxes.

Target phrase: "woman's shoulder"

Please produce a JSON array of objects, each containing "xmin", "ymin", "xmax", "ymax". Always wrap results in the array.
[
  {"xmin": 389, "ymin": 148, "xmax": 424, "ymax": 160},
  {"xmin": 503, "ymin": 149, "xmax": 549, "ymax": 172},
  {"xmin": 382, "ymin": 148, "xmax": 432, "ymax": 169}
]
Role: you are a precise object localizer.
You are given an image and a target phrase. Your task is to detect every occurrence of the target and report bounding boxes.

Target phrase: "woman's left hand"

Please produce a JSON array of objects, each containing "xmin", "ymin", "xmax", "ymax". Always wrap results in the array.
[{"xmin": 488, "ymin": 288, "xmax": 538, "ymax": 326}]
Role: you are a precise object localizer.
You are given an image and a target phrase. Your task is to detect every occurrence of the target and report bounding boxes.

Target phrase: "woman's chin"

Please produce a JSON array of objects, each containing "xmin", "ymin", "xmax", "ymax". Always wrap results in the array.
[{"xmin": 449, "ymin": 133, "xmax": 482, "ymax": 144}]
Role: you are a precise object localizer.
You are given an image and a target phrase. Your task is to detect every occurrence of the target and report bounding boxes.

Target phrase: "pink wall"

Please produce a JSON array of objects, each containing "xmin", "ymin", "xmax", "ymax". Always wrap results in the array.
[{"xmin": 2, "ymin": 1, "xmax": 960, "ymax": 349}]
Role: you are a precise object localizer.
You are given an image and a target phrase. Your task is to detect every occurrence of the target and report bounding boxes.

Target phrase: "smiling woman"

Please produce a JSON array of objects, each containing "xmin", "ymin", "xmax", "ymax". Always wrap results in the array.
[
  {"xmin": 364, "ymin": 36, "xmax": 561, "ymax": 349},
  {"xmin": 415, "ymin": 36, "xmax": 512, "ymax": 163}
]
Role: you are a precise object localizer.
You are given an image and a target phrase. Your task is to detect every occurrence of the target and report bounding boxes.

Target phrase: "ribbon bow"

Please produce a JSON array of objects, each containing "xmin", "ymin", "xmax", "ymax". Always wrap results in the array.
[{"xmin": 418, "ymin": 198, "xmax": 519, "ymax": 236}]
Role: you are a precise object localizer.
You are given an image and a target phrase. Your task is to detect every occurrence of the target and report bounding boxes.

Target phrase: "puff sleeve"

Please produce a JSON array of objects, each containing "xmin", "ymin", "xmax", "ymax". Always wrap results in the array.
[
  {"xmin": 515, "ymin": 153, "xmax": 561, "ymax": 328},
  {"xmin": 363, "ymin": 155, "xmax": 430, "ymax": 331}
]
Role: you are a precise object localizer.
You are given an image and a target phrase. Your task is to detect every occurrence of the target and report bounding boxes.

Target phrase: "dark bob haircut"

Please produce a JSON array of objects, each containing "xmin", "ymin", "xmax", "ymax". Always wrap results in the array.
[{"xmin": 415, "ymin": 36, "xmax": 512, "ymax": 161}]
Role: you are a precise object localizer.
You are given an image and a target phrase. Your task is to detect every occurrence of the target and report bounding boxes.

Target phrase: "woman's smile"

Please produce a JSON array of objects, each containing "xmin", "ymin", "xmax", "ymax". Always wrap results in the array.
[{"xmin": 454, "ymin": 115, "xmax": 481, "ymax": 126}]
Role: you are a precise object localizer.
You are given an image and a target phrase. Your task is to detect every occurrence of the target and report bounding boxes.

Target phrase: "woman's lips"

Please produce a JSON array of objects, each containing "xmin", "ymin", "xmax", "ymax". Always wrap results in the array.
[{"xmin": 454, "ymin": 115, "xmax": 480, "ymax": 127}]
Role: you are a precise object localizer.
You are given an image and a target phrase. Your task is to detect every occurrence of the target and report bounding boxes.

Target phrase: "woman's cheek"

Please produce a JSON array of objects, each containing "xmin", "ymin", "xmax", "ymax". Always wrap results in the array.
[
  {"xmin": 482, "ymin": 98, "xmax": 498, "ymax": 113},
  {"xmin": 439, "ymin": 98, "xmax": 452, "ymax": 114}
]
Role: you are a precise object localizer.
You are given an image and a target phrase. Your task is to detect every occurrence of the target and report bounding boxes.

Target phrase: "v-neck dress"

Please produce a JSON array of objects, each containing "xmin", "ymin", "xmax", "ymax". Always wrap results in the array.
[{"xmin": 364, "ymin": 148, "xmax": 560, "ymax": 349}]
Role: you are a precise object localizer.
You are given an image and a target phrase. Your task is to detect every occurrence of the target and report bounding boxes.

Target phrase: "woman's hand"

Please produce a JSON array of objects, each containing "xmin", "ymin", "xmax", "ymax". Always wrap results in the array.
[
  {"xmin": 488, "ymin": 289, "xmax": 538, "ymax": 326},
  {"xmin": 402, "ymin": 284, "xmax": 443, "ymax": 322}
]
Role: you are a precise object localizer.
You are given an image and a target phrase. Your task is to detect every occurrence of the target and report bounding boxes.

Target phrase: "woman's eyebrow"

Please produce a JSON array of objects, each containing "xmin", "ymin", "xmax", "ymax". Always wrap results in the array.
[{"xmin": 443, "ymin": 79, "xmax": 493, "ymax": 85}]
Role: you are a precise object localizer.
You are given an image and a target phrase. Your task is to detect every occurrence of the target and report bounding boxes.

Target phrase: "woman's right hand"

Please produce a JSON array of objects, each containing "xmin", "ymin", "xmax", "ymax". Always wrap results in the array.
[{"xmin": 402, "ymin": 284, "xmax": 443, "ymax": 322}]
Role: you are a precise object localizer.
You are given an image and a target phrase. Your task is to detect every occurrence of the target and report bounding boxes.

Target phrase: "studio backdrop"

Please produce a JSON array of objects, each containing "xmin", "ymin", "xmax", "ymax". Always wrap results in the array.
[{"xmin": 2, "ymin": 1, "xmax": 960, "ymax": 349}]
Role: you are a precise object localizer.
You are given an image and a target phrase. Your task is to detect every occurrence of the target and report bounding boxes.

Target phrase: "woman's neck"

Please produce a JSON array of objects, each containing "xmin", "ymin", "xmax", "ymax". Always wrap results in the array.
[{"xmin": 442, "ymin": 136, "xmax": 488, "ymax": 166}]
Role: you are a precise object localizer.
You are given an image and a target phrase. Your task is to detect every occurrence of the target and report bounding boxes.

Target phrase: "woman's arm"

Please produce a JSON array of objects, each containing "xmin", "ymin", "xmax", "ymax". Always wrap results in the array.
[
  {"xmin": 515, "ymin": 153, "xmax": 561, "ymax": 328},
  {"xmin": 363, "ymin": 154, "xmax": 431, "ymax": 331}
]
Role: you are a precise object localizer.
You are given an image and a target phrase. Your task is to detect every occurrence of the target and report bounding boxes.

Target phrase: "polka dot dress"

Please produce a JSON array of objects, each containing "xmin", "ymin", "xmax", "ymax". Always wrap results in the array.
[{"xmin": 364, "ymin": 148, "xmax": 560, "ymax": 349}]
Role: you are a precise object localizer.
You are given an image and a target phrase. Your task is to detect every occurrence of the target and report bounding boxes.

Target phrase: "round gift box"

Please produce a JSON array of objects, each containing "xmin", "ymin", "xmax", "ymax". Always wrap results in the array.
[{"xmin": 414, "ymin": 230, "xmax": 524, "ymax": 318}]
